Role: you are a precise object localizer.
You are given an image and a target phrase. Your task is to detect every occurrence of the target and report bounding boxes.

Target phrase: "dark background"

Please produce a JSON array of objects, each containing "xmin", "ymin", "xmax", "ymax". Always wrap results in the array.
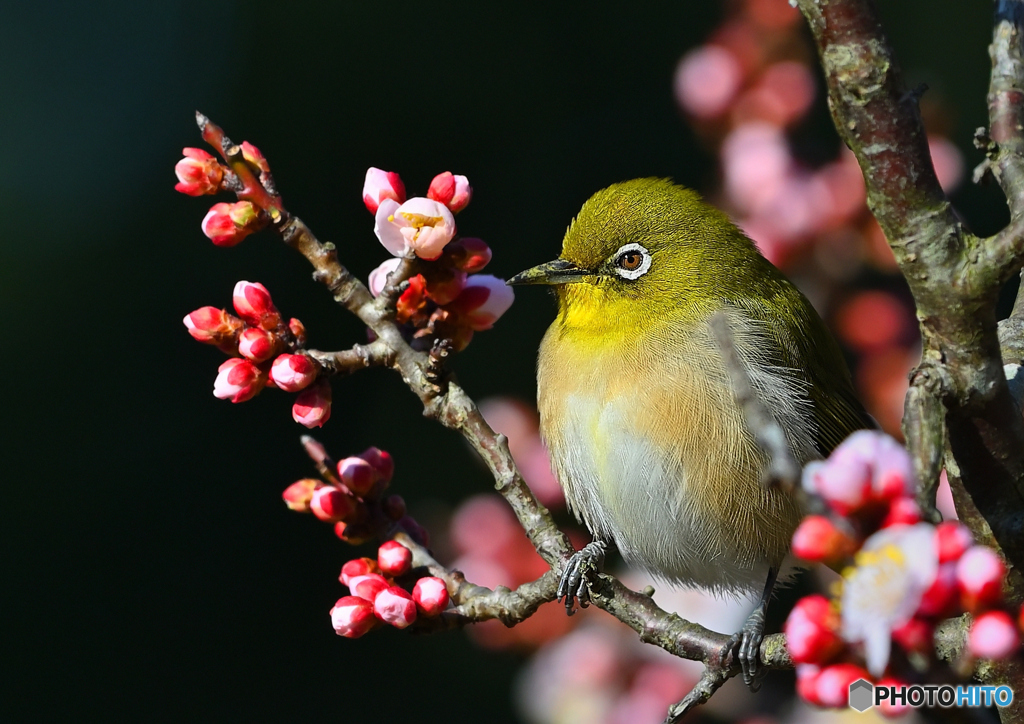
[{"xmin": 2, "ymin": 1, "xmax": 999, "ymax": 721}]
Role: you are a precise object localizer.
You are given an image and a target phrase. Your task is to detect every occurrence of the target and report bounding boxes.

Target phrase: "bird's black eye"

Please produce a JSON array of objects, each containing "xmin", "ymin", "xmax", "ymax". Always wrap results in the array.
[
  {"xmin": 609, "ymin": 243, "xmax": 651, "ymax": 280},
  {"xmin": 617, "ymin": 252, "xmax": 642, "ymax": 271}
]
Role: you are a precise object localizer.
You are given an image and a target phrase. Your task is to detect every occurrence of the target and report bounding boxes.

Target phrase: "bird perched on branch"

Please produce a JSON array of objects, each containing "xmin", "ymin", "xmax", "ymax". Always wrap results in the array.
[{"xmin": 508, "ymin": 178, "xmax": 872, "ymax": 687}]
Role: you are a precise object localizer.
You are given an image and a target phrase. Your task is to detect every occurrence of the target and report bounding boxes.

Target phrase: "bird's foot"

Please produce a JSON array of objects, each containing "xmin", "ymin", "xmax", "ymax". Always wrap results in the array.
[
  {"xmin": 727, "ymin": 606, "xmax": 767, "ymax": 691},
  {"xmin": 557, "ymin": 540, "xmax": 607, "ymax": 615}
]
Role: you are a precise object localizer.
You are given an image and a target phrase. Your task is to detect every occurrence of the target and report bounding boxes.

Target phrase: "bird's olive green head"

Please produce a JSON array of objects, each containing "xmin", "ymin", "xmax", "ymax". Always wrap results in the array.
[{"xmin": 509, "ymin": 178, "xmax": 781, "ymax": 334}]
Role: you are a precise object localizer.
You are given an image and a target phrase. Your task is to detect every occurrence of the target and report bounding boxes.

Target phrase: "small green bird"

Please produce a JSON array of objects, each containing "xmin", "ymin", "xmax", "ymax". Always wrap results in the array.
[{"xmin": 508, "ymin": 178, "xmax": 872, "ymax": 686}]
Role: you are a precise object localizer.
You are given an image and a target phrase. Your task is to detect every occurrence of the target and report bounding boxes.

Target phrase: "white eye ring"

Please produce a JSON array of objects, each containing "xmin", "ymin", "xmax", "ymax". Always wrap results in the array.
[{"xmin": 611, "ymin": 242, "xmax": 652, "ymax": 280}]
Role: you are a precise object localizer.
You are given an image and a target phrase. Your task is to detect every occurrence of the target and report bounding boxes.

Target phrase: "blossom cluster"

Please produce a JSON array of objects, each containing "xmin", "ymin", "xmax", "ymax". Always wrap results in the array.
[
  {"xmin": 331, "ymin": 543, "xmax": 450, "ymax": 636},
  {"xmin": 783, "ymin": 431, "xmax": 1020, "ymax": 713},
  {"xmin": 362, "ymin": 167, "xmax": 514, "ymax": 351},
  {"xmin": 183, "ymin": 281, "xmax": 331, "ymax": 427}
]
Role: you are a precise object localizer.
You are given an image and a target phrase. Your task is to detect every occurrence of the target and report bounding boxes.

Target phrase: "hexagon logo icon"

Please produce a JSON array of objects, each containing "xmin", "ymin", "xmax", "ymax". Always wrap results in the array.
[{"xmin": 849, "ymin": 678, "xmax": 874, "ymax": 712}]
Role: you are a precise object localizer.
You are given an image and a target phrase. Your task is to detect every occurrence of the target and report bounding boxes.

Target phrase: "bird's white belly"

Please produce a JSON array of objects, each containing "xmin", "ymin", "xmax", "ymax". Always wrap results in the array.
[{"xmin": 550, "ymin": 393, "xmax": 771, "ymax": 596}]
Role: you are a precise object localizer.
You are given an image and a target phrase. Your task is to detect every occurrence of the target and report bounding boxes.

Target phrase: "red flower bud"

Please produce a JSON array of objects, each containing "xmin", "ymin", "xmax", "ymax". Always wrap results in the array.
[
  {"xmin": 795, "ymin": 665, "xmax": 823, "ymax": 706},
  {"xmin": 340, "ymin": 557, "xmax": 380, "ymax": 586},
  {"xmin": 202, "ymin": 201, "xmax": 262, "ymax": 247},
  {"xmin": 892, "ymin": 617, "xmax": 934, "ymax": 655},
  {"xmin": 310, "ymin": 485, "xmax": 356, "ymax": 522},
  {"xmin": 338, "ymin": 457, "xmax": 379, "ymax": 497},
  {"xmin": 378, "ymin": 541, "xmax": 413, "ymax": 577},
  {"xmin": 814, "ymin": 664, "xmax": 871, "ymax": 708},
  {"xmin": 333, "ymin": 520, "xmax": 373, "ymax": 545},
  {"xmin": 287, "ymin": 317, "xmax": 307, "ymax": 346},
  {"xmin": 917, "ymin": 563, "xmax": 959, "ymax": 618},
  {"xmin": 270, "ymin": 354, "xmax": 318, "ymax": 392},
  {"xmin": 783, "ymin": 595, "xmax": 844, "ymax": 665},
  {"xmin": 240, "ymin": 141, "xmax": 270, "ymax": 173},
  {"xmin": 880, "ymin": 496, "xmax": 922, "ymax": 527},
  {"xmin": 349, "ymin": 573, "xmax": 389, "ymax": 602},
  {"xmin": 174, "ymin": 147, "xmax": 223, "ymax": 196},
  {"xmin": 238, "ymin": 327, "xmax": 277, "ymax": 362},
  {"xmin": 426, "ymin": 172, "xmax": 472, "ymax": 213},
  {"xmin": 212, "ymin": 358, "xmax": 266, "ymax": 403},
  {"xmin": 292, "ymin": 381, "xmax": 332, "ymax": 428},
  {"xmin": 183, "ymin": 306, "xmax": 243, "ymax": 350},
  {"xmin": 877, "ymin": 678, "xmax": 913, "ymax": 718},
  {"xmin": 382, "ymin": 495, "xmax": 407, "ymax": 521},
  {"xmin": 232, "ymin": 281, "xmax": 281, "ymax": 330},
  {"xmin": 791, "ymin": 516, "xmax": 856, "ymax": 566},
  {"xmin": 362, "ymin": 167, "xmax": 406, "ymax": 214},
  {"xmin": 969, "ymin": 611, "xmax": 1020, "ymax": 659},
  {"xmin": 330, "ymin": 596, "xmax": 377, "ymax": 638},
  {"xmin": 448, "ymin": 237, "xmax": 492, "ymax": 273},
  {"xmin": 282, "ymin": 478, "xmax": 318, "ymax": 512},
  {"xmin": 359, "ymin": 447, "xmax": 394, "ymax": 483},
  {"xmin": 936, "ymin": 521, "xmax": 974, "ymax": 564},
  {"xmin": 373, "ymin": 586, "xmax": 418, "ymax": 628},
  {"xmin": 401, "ymin": 516, "xmax": 430, "ymax": 547},
  {"xmin": 412, "ymin": 577, "xmax": 449, "ymax": 617},
  {"xmin": 957, "ymin": 546, "xmax": 1005, "ymax": 613}
]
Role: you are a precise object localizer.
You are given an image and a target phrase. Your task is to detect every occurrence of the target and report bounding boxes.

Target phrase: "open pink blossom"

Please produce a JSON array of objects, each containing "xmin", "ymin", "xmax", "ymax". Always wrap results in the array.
[
  {"xmin": 674, "ymin": 45, "xmax": 743, "ymax": 118},
  {"xmin": 362, "ymin": 167, "xmax": 406, "ymax": 214},
  {"xmin": 374, "ymin": 197, "xmax": 456, "ymax": 260},
  {"xmin": 368, "ymin": 258, "xmax": 401, "ymax": 297},
  {"xmin": 212, "ymin": 358, "xmax": 266, "ymax": 403},
  {"xmin": 174, "ymin": 147, "xmax": 223, "ymax": 196}
]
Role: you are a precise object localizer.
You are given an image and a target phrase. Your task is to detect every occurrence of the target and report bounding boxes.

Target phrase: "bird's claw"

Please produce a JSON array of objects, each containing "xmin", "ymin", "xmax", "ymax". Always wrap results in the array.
[
  {"xmin": 557, "ymin": 541, "xmax": 607, "ymax": 615},
  {"xmin": 727, "ymin": 607, "xmax": 767, "ymax": 691}
]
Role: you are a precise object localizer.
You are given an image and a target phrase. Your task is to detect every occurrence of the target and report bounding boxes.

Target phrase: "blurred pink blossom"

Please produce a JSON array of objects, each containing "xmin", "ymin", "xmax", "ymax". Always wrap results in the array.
[
  {"xmin": 928, "ymin": 135, "xmax": 965, "ymax": 193},
  {"xmin": 674, "ymin": 45, "xmax": 744, "ymax": 119}
]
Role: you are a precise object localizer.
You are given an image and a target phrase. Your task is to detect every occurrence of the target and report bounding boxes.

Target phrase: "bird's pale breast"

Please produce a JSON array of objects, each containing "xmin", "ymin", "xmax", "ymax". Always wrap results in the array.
[{"xmin": 537, "ymin": 313, "xmax": 809, "ymax": 595}]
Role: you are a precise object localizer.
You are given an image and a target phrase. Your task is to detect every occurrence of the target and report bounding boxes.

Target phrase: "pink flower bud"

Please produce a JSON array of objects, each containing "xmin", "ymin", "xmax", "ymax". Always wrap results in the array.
[
  {"xmin": 870, "ymin": 434, "xmax": 916, "ymax": 501},
  {"xmin": 449, "ymin": 275, "xmax": 515, "ymax": 330},
  {"xmin": 374, "ymin": 197, "xmax": 457, "ymax": 260},
  {"xmin": 338, "ymin": 456, "xmax": 379, "ymax": 497},
  {"xmin": 270, "ymin": 354, "xmax": 318, "ymax": 392},
  {"xmin": 359, "ymin": 447, "xmax": 394, "ymax": 483},
  {"xmin": 881, "ymin": 497, "xmax": 922, "ymax": 527},
  {"xmin": 287, "ymin": 317, "xmax": 307, "ymax": 346},
  {"xmin": 240, "ymin": 141, "xmax": 269, "ymax": 173},
  {"xmin": 232, "ymin": 281, "xmax": 281, "ymax": 330},
  {"xmin": 293, "ymin": 382, "xmax": 332, "ymax": 428},
  {"xmin": 237, "ymin": 327, "xmax": 277, "ymax": 362},
  {"xmin": 936, "ymin": 521, "xmax": 973, "ymax": 564},
  {"xmin": 892, "ymin": 617, "xmax": 933, "ymax": 655},
  {"xmin": 783, "ymin": 595, "xmax": 844, "ymax": 665},
  {"xmin": 378, "ymin": 541, "xmax": 412, "ymax": 577},
  {"xmin": 183, "ymin": 306, "xmax": 243, "ymax": 348},
  {"xmin": 174, "ymin": 147, "xmax": 224, "ymax": 196},
  {"xmin": 349, "ymin": 573, "xmax": 390, "ymax": 602},
  {"xmin": 368, "ymin": 258, "xmax": 402, "ymax": 297},
  {"xmin": 814, "ymin": 664, "xmax": 871, "ymax": 708},
  {"xmin": 917, "ymin": 563, "xmax": 959, "ymax": 618},
  {"xmin": 282, "ymin": 478, "xmax": 318, "ymax": 512},
  {"xmin": 330, "ymin": 596, "xmax": 377, "ymax": 638},
  {"xmin": 802, "ymin": 457, "xmax": 872, "ymax": 516},
  {"xmin": 373, "ymin": 586, "xmax": 418, "ymax": 628},
  {"xmin": 969, "ymin": 611, "xmax": 1020, "ymax": 659},
  {"xmin": 382, "ymin": 495, "xmax": 407, "ymax": 521},
  {"xmin": 876, "ymin": 678, "xmax": 913, "ymax": 718},
  {"xmin": 791, "ymin": 515, "xmax": 855, "ymax": 565},
  {"xmin": 447, "ymin": 237, "xmax": 492, "ymax": 273},
  {"xmin": 212, "ymin": 358, "xmax": 266, "ymax": 403},
  {"xmin": 334, "ymin": 520, "xmax": 373, "ymax": 545},
  {"xmin": 310, "ymin": 485, "xmax": 355, "ymax": 522},
  {"xmin": 202, "ymin": 201, "xmax": 262, "ymax": 247},
  {"xmin": 412, "ymin": 577, "xmax": 450, "ymax": 617},
  {"xmin": 795, "ymin": 665, "xmax": 823, "ymax": 706},
  {"xmin": 340, "ymin": 557, "xmax": 380, "ymax": 586},
  {"xmin": 362, "ymin": 167, "xmax": 406, "ymax": 214},
  {"xmin": 957, "ymin": 546, "xmax": 1005, "ymax": 612},
  {"xmin": 427, "ymin": 172, "xmax": 472, "ymax": 213}
]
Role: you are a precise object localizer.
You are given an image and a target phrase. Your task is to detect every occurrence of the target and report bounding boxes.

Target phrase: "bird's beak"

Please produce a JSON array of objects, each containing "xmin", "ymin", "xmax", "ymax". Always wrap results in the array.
[{"xmin": 506, "ymin": 259, "xmax": 589, "ymax": 286}]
